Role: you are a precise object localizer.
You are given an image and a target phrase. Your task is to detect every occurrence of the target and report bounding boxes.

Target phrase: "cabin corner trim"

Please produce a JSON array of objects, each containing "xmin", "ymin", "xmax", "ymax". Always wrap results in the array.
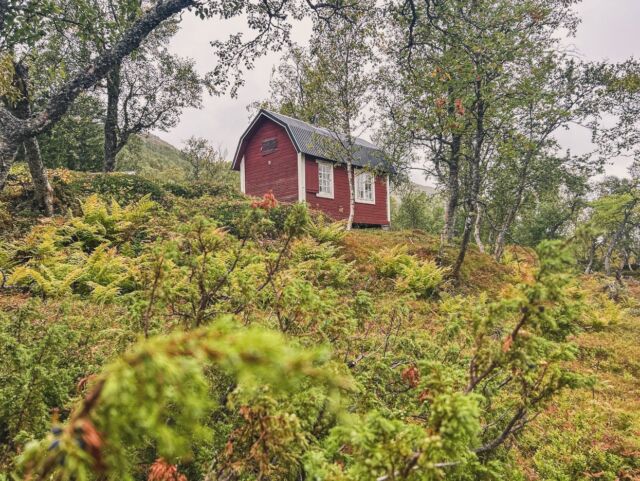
[
  {"xmin": 297, "ymin": 152, "xmax": 306, "ymax": 202},
  {"xmin": 240, "ymin": 155, "xmax": 246, "ymax": 193},
  {"xmin": 386, "ymin": 174, "xmax": 391, "ymax": 226}
]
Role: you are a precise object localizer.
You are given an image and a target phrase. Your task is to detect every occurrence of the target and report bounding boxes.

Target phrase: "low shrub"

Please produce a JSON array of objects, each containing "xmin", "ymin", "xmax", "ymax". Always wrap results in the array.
[
  {"xmin": 64, "ymin": 173, "xmax": 169, "ymax": 206},
  {"xmin": 371, "ymin": 245, "xmax": 414, "ymax": 278},
  {"xmin": 162, "ymin": 179, "xmax": 240, "ymax": 199},
  {"xmin": 396, "ymin": 259, "xmax": 449, "ymax": 299},
  {"xmin": 371, "ymin": 245, "xmax": 447, "ymax": 298}
]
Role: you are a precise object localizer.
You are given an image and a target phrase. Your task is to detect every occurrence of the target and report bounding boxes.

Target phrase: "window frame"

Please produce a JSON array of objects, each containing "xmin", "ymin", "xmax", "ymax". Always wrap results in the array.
[
  {"xmin": 261, "ymin": 137, "xmax": 278, "ymax": 155},
  {"xmin": 316, "ymin": 161, "xmax": 334, "ymax": 199},
  {"xmin": 355, "ymin": 170, "xmax": 376, "ymax": 204}
]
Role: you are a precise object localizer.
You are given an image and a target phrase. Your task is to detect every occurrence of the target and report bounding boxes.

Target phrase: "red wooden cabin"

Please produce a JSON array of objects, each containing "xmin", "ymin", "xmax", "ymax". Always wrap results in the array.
[{"xmin": 232, "ymin": 110, "xmax": 392, "ymax": 227}]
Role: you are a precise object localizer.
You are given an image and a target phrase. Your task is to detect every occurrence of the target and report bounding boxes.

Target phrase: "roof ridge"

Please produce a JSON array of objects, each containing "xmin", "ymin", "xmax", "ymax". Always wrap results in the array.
[
  {"xmin": 233, "ymin": 109, "xmax": 394, "ymax": 173},
  {"xmin": 261, "ymin": 108, "xmax": 309, "ymax": 124},
  {"xmin": 261, "ymin": 108, "xmax": 377, "ymax": 149}
]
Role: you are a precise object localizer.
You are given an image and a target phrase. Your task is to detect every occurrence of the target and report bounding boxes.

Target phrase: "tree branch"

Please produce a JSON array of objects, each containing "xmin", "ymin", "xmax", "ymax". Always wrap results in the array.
[{"xmin": 5, "ymin": 0, "xmax": 195, "ymax": 144}]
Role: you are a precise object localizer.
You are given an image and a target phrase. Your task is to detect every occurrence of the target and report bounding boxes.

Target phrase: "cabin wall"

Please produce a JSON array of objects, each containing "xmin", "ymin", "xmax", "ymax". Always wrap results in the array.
[
  {"xmin": 240, "ymin": 116, "xmax": 388, "ymax": 225},
  {"xmin": 243, "ymin": 118, "xmax": 299, "ymax": 202},
  {"xmin": 305, "ymin": 157, "xmax": 389, "ymax": 225}
]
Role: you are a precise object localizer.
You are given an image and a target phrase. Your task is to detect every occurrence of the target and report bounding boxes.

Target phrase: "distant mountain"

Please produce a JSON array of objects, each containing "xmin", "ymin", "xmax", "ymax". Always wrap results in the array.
[
  {"xmin": 140, "ymin": 132, "xmax": 182, "ymax": 153},
  {"xmin": 391, "ymin": 182, "xmax": 438, "ymax": 203},
  {"xmin": 118, "ymin": 133, "xmax": 190, "ymax": 180},
  {"xmin": 411, "ymin": 183, "xmax": 437, "ymax": 196}
]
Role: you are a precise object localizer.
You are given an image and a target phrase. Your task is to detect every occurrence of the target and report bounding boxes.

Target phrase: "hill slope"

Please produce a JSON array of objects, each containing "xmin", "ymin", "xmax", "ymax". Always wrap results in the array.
[
  {"xmin": 118, "ymin": 133, "xmax": 190, "ymax": 180},
  {"xmin": 0, "ymin": 175, "xmax": 638, "ymax": 480}
]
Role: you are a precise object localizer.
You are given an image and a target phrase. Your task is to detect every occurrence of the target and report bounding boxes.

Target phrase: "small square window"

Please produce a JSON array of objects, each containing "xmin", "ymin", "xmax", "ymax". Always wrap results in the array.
[{"xmin": 261, "ymin": 138, "xmax": 278, "ymax": 154}]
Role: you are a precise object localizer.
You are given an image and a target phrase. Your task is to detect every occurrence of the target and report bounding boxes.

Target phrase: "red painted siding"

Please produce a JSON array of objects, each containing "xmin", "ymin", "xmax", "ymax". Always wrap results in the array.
[
  {"xmin": 305, "ymin": 159, "xmax": 319, "ymax": 192},
  {"xmin": 241, "ymin": 117, "xmax": 388, "ymax": 225},
  {"xmin": 305, "ymin": 157, "xmax": 388, "ymax": 225},
  {"xmin": 244, "ymin": 118, "xmax": 299, "ymax": 202}
]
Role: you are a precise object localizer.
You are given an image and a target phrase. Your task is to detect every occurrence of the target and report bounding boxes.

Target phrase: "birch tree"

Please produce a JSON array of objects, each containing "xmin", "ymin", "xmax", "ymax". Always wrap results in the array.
[
  {"xmin": 76, "ymin": 2, "xmax": 203, "ymax": 172},
  {"xmin": 102, "ymin": 49, "xmax": 202, "ymax": 172},
  {"xmin": 265, "ymin": 2, "xmax": 376, "ymax": 229},
  {"xmin": 481, "ymin": 59, "xmax": 603, "ymax": 260},
  {"xmin": 0, "ymin": 0, "xmax": 352, "ymax": 206},
  {"xmin": 254, "ymin": 46, "xmax": 320, "ymax": 123},
  {"xmin": 181, "ymin": 136, "xmax": 230, "ymax": 182},
  {"xmin": 311, "ymin": 9, "xmax": 376, "ymax": 229},
  {"xmin": 383, "ymin": 0, "xmax": 581, "ymax": 277},
  {"xmin": 585, "ymin": 177, "xmax": 640, "ymax": 277}
]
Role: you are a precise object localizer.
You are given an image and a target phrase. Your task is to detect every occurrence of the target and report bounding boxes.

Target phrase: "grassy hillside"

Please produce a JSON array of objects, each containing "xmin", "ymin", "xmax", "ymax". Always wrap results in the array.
[
  {"xmin": 117, "ymin": 133, "xmax": 191, "ymax": 181},
  {"xmin": 0, "ymin": 173, "xmax": 638, "ymax": 481}
]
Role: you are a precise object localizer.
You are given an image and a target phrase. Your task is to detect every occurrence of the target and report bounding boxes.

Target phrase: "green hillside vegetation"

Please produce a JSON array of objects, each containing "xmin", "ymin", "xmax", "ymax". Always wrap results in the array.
[
  {"xmin": 36, "ymin": 111, "xmax": 209, "ymax": 182},
  {"xmin": 2, "ymin": 1, "xmax": 640, "ymax": 479},
  {"xmin": 0, "ymin": 172, "xmax": 638, "ymax": 481},
  {"xmin": 117, "ymin": 134, "xmax": 238, "ymax": 188},
  {"xmin": 117, "ymin": 134, "xmax": 193, "ymax": 181},
  {"xmin": 32, "ymin": 96, "xmax": 192, "ymax": 180}
]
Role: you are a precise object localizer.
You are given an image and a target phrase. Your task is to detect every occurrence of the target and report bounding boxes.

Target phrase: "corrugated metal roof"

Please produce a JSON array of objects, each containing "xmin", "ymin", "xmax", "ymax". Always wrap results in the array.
[{"xmin": 233, "ymin": 109, "xmax": 393, "ymax": 172}]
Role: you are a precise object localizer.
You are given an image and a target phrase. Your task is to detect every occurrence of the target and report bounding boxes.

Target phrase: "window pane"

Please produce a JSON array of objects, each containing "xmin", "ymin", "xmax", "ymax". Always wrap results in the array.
[
  {"xmin": 356, "ymin": 172, "xmax": 374, "ymax": 201},
  {"xmin": 318, "ymin": 163, "xmax": 332, "ymax": 195},
  {"xmin": 365, "ymin": 174, "xmax": 372, "ymax": 200},
  {"xmin": 261, "ymin": 138, "xmax": 278, "ymax": 153}
]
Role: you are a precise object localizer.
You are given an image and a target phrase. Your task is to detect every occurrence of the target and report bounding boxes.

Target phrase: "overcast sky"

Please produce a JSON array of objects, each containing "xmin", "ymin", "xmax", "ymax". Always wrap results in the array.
[{"xmin": 162, "ymin": 0, "xmax": 640, "ymax": 182}]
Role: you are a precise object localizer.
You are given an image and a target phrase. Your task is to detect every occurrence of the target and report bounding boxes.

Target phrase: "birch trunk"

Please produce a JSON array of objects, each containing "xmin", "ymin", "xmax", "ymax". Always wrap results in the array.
[
  {"xmin": 584, "ymin": 239, "xmax": 597, "ymax": 274},
  {"xmin": 23, "ymin": 137, "xmax": 54, "ymax": 215},
  {"xmin": 617, "ymin": 248, "xmax": 630, "ymax": 280},
  {"xmin": 453, "ymin": 77, "xmax": 484, "ymax": 279},
  {"xmin": 9, "ymin": 61, "xmax": 54, "ymax": 215},
  {"xmin": 493, "ymin": 161, "xmax": 530, "ymax": 261},
  {"xmin": 604, "ymin": 215, "xmax": 629, "ymax": 276},
  {"xmin": 493, "ymin": 227, "xmax": 508, "ymax": 262},
  {"xmin": 0, "ymin": 140, "xmax": 17, "ymax": 190},
  {"xmin": 346, "ymin": 160, "xmax": 355, "ymax": 230},
  {"xmin": 474, "ymin": 204, "xmax": 485, "ymax": 253},
  {"xmin": 440, "ymin": 134, "xmax": 461, "ymax": 247},
  {"xmin": 104, "ymin": 64, "xmax": 121, "ymax": 172},
  {"xmin": 453, "ymin": 208, "xmax": 475, "ymax": 278}
]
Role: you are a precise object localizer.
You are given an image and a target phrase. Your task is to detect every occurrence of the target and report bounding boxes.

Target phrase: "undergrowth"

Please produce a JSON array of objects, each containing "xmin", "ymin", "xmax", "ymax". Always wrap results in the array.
[{"xmin": 0, "ymin": 171, "xmax": 638, "ymax": 481}]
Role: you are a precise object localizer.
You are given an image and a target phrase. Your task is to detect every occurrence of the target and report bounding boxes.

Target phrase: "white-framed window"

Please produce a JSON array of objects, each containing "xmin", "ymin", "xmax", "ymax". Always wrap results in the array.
[
  {"xmin": 355, "ymin": 171, "xmax": 375, "ymax": 204},
  {"xmin": 317, "ymin": 161, "xmax": 334, "ymax": 198}
]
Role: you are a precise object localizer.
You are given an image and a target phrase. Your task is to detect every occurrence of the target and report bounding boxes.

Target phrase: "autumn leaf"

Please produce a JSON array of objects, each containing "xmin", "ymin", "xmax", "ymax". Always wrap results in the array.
[
  {"xmin": 402, "ymin": 365, "xmax": 420, "ymax": 388},
  {"xmin": 502, "ymin": 335, "xmax": 513, "ymax": 353},
  {"xmin": 148, "ymin": 458, "xmax": 187, "ymax": 481}
]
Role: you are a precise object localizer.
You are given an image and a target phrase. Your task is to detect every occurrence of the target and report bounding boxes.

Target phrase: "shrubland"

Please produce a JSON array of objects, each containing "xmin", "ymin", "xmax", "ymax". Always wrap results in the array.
[
  {"xmin": 3, "ymin": 0, "xmax": 639, "ymax": 477},
  {"xmin": 1, "ymin": 171, "xmax": 638, "ymax": 481}
]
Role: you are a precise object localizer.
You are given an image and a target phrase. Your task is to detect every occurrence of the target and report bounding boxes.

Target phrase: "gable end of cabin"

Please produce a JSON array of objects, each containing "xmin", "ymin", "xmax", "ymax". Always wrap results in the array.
[{"xmin": 236, "ymin": 117, "xmax": 301, "ymax": 203}]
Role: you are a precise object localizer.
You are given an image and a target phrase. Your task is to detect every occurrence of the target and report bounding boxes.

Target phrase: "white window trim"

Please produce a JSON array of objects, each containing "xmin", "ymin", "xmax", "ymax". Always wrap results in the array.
[
  {"xmin": 355, "ymin": 171, "xmax": 376, "ymax": 205},
  {"xmin": 316, "ymin": 160, "xmax": 334, "ymax": 199},
  {"xmin": 297, "ymin": 152, "xmax": 306, "ymax": 202},
  {"xmin": 386, "ymin": 174, "xmax": 391, "ymax": 226},
  {"xmin": 240, "ymin": 155, "xmax": 246, "ymax": 194}
]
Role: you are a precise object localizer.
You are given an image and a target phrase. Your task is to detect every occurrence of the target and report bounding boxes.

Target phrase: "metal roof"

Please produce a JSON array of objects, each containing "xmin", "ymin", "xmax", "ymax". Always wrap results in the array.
[{"xmin": 232, "ymin": 109, "xmax": 393, "ymax": 172}]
